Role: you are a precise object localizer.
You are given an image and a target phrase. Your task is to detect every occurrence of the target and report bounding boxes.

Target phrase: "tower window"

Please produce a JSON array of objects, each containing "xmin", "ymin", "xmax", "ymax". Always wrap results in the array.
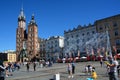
[
  {"xmin": 30, "ymin": 28, "xmax": 32, "ymax": 31},
  {"xmin": 113, "ymin": 22, "xmax": 117, "ymax": 27}
]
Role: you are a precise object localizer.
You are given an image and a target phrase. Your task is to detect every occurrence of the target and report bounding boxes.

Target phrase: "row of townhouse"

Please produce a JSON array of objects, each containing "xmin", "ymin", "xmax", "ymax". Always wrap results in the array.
[{"xmin": 39, "ymin": 14, "xmax": 120, "ymax": 60}]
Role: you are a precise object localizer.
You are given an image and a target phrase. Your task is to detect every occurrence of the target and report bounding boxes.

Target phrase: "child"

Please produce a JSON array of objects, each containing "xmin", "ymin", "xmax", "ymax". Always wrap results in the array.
[{"xmin": 91, "ymin": 69, "xmax": 97, "ymax": 79}]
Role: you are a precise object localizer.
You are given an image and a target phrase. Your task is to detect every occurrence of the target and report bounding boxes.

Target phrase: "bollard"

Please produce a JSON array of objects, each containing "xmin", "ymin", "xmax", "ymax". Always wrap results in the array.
[{"xmin": 54, "ymin": 73, "xmax": 60, "ymax": 80}]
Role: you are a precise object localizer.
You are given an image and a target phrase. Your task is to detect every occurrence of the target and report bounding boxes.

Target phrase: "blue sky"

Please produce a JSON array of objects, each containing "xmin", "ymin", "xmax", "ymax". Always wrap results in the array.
[{"xmin": 0, "ymin": 0, "xmax": 120, "ymax": 52}]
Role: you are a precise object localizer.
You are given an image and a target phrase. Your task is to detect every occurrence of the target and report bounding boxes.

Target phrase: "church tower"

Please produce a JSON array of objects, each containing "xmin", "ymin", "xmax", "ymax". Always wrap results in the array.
[
  {"xmin": 27, "ymin": 14, "xmax": 38, "ymax": 60},
  {"xmin": 16, "ymin": 8, "xmax": 27, "ymax": 61}
]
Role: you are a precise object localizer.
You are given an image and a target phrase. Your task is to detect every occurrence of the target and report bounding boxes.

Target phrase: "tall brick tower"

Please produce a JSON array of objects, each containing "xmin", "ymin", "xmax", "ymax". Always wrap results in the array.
[
  {"xmin": 27, "ymin": 14, "xmax": 38, "ymax": 60},
  {"xmin": 16, "ymin": 8, "xmax": 27, "ymax": 61}
]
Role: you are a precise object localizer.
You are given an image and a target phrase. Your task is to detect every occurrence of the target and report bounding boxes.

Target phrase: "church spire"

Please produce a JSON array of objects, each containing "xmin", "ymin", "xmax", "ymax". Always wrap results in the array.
[
  {"xmin": 18, "ymin": 7, "xmax": 26, "ymax": 21},
  {"xmin": 29, "ymin": 14, "xmax": 37, "ymax": 26},
  {"xmin": 18, "ymin": 7, "xmax": 26, "ymax": 30}
]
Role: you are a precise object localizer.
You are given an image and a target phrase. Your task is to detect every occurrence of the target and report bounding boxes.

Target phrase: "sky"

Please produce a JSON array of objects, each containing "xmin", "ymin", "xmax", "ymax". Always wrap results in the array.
[{"xmin": 0, "ymin": 0, "xmax": 120, "ymax": 52}]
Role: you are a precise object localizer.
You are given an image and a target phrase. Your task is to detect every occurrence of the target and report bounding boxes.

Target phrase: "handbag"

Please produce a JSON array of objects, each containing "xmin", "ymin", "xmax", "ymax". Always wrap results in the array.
[{"xmin": 108, "ymin": 72, "xmax": 114, "ymax": 75}]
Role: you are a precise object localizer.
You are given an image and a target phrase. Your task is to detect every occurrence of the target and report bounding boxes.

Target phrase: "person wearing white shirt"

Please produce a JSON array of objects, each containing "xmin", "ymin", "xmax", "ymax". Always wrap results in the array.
[{"xmin": 108, "ymin": 56, "xmax": 118, "ymax": 80}]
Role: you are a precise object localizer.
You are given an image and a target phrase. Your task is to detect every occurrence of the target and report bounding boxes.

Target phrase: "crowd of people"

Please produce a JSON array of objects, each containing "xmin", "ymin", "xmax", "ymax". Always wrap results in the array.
[{"xmin": 0, "ymin": 56, "xmax": 120, "ymax": 80}]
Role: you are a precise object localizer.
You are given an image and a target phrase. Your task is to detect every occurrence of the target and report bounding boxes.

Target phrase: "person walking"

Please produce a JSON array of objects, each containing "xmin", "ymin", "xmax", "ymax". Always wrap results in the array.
[
  {"xmin": 26, "ymin": 62, "xmax": 30, "ymax": 72},
  {"xmin": 100, "ymin": 59, "xmax": 103, "ymax": 67},
  {"xmin": 33, "ymin": 62, "xmax": 36, "ymax": 71},
  {"xmin": 107, "ymin": 56, "xmax": 119, "ymax": 80},
  {"xmin": 117, "ymin": 64, "xmax": 120, "ymax": 77},
  {"xmin": 71, "ymin": 61, "xmax": 75, "ymax": 74},
  {"xmin": 67, "ymin": 63, "xmax": 73, "ymax": 78}
]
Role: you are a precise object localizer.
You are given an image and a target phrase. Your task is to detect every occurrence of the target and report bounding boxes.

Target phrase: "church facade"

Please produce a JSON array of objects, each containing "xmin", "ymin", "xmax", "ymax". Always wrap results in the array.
[{"xmin": 16, "ymin": 8, "xmax": 39, "ymax": 61}]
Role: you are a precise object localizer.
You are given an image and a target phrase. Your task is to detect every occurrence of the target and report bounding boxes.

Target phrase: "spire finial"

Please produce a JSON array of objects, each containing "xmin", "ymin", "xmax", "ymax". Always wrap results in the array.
[
  {"xmin": 31, "ymin": 13, "xmax": 35, "ymax": 20},
  {"xmin": 20, "ymin": 0, "xmax": 24, "ymax": 16},
  {"xmin": 18, "ymin": 0, "xmax": 25, "ymax": 21},
  {"xmin": 29, "ymin": 13, "xmax": 37, "ymax": 26}
]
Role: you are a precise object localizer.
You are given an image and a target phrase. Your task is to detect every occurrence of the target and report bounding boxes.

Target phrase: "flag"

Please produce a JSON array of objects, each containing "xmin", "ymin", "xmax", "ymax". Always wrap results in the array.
[
  {"xmin": 69, "ymin": 52, "xmax": 71, "ymax": 58},
  {"xmin": 105, "ymin": 51, "xmax": 108, "ymax": 57},
  {"xmin": 97, "ymin": 48, "xmax": 100, "ymax": 56},
  {"xmin": 113, "ymin": 46, "xmax": 117, "ymax": 52},
  {"xmin": 78, "ymin": 50, "xmax": 80, "ymax": 57},
  {"xmin": 86, "ymin": 48, "xmax": 89, "ymax": 56},
  {"xmin": 91, "ymin": 48, "xmax": 94, "ymax": 55},
  {"xmin": 102, "ymin": 47, "xmax": 105, "ymax": 52}
]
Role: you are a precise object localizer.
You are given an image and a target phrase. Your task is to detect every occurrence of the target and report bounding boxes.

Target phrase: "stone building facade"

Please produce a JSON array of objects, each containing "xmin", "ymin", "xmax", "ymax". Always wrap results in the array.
[
  {"xmin": 39, "ymin": 38, "xmax": 46, "ymax": 60},
  {"xmin": 64, "ymin": 24, "xmax": 96, "ymax": 57},
  {"xmin": 45, "ymin": 36, "xmax": 64, "ymax": 61},
  {"xmin": 95, "ymin": 14, "xmax": 120, "ymax": 53}
]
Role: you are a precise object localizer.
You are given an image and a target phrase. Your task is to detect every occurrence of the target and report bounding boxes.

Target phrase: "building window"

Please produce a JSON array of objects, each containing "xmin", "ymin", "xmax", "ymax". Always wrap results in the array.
[
  {"xmin": 55, "ymin": 44, "xmax": 57, "ymax": 47},
  {"xmin": 30, "ymin": 28, "xmax": 32, "ymax": 31},
  {"xmin": 116, "ymin": 39, "xmax": 120, "ymax": 46},
  {"xmin": 71, "ymin": 35, "xmax": 73, "ymax": 38},
  {"xmin": 113, "ymin": 22, "xmax": 117, "ymax": 27},
  {"xmin": 99, "ymin": 27, "xmax": 103, "ymax": 30},
  {"xmin": 40, "ymin": 45, "xmax": 42, "ymax": 47},
  {"xmin": 92, "ymin": 31, "xmax": 95, "ymax": 34},
  {"xmin": 114, "ymin": 30, "xmax": 119, "ymax": 36},
  {"xmin": 55, "ymin": 40, "xmax": 57, "ymax": 43},
  {"xmin": 87, "ymin": 32, "xmax": 89, "ymax": 35},
  {"xmin": 48, "ymin": 42, "xmax": 49, "ymax": 44},
  {"xmin": 104, "ymin": 23, "xmax": 109, "ymax": 29},
  {"xmin": 67, "ymin": 41, "xmax": 69, "ymax": 46},
  {"xmin": 51, "ymin": 41, "xmax": 53, "ymax": 44},
  {"xmin": 18, "ymin": 31, "xmax": 20, "ymax": 34},
  {"xmin": 76, "ymin": 34, "xmax": 79, "ymax": 38},
  {"xmin": 76, "ymin": 39, "xmax": 79, "ymax": 44},
  {"xmin": 82, "ymin": 33, "xmax": 84, "ymax": 36},
  {"xmin": 67, "ymin": 37, "xmax": 69, "ymax": 39}
]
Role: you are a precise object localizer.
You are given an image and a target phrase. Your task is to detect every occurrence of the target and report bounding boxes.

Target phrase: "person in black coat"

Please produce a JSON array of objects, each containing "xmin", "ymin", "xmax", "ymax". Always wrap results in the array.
[
  {"xmin": 0, "ymin": 60, "xmax": 5, "ymax": 80},
  {"xmin": 117, "ymin": 64, "xmax": 120, "ymax": 76}
]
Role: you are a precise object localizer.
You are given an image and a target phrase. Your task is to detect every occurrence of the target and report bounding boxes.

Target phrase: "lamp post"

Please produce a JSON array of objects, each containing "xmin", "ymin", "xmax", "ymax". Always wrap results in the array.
[
  {"xmin": 51, "ymin": 47, "xmax": 53, "ymax": 61},
  {"xmin": 61, "ymin": 47, "xmax": 64, "ymax": 59}
]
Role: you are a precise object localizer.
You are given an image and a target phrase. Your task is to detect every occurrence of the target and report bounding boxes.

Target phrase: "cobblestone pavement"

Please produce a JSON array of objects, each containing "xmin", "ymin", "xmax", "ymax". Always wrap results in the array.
[{"xmin": 6, "ymin": 61, "xmax": 120, "ymax": 80}]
